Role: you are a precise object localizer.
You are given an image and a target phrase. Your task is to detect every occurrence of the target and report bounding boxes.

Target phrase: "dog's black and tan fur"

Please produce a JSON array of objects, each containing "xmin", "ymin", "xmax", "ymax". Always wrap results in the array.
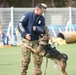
[{"xmin": 25, "ymin": 26, "xmax": 68, "ymax": 75}]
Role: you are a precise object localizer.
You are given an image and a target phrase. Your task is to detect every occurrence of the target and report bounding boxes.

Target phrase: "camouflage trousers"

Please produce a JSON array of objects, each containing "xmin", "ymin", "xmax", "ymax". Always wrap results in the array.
[{"xmin": 21, "ymin": 39, "xmax": 43, "ymax": 75}]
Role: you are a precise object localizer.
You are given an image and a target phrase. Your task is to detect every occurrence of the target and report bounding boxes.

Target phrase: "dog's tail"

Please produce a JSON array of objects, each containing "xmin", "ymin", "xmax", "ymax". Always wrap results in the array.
[{"xmin": 61, "ymin": 53, "xmax": 68, "ymax": 61}]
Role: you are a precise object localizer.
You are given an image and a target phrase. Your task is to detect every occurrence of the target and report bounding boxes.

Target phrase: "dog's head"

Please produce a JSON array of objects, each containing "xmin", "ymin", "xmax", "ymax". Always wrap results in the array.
[
  {"xmin": 39, "ymin": 34, "xmax": 48, "ymax": 45},
  {"xmin": 39, "ymin": 26, "xmax": 50, "ymax": 45}
]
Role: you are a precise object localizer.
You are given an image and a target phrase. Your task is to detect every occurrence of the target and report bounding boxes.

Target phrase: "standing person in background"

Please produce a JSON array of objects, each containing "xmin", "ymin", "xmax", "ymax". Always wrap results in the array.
[
  {"xmin": 0, "ymin": 25, "xmax": 9, "ymax": 46},
  {"xmin": 18, "ymin": 3, "xmax": 47, "ymax": 75},
  {"xmin": 0, "ymin": 25, "xmax": 3, "ymax": 46}
]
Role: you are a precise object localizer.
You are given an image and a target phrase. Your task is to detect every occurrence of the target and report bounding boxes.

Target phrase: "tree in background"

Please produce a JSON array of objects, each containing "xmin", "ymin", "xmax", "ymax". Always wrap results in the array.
[
  {"xmin": 0, "ymin": 0, "xmax": 9, "ymax": 7},
  {"xmin": 0, "ymin": 0, "xmax": 76, "ymax": 7}
]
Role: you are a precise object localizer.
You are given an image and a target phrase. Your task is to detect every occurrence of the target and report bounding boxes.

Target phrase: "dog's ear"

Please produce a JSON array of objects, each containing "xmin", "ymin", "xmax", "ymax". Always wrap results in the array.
[
  {"xmin": 44, "ymin": 26, "xmax": 52, "ymax": 40},
  {"xmin": 44, "ymin": 26, "xmax": 49, "ymax": 34}
]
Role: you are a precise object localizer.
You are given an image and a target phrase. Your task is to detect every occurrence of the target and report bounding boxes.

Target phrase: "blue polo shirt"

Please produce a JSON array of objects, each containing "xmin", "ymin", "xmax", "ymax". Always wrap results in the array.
[{"xmin": 18, "ymin": 11, "xmax": 45, "ymax": 40}]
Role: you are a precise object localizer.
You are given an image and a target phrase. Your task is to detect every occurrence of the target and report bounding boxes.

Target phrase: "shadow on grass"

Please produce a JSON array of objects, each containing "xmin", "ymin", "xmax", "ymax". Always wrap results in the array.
[{"xmin": 69, "ymin": 74, "xmax": 76, "ymax": 75}]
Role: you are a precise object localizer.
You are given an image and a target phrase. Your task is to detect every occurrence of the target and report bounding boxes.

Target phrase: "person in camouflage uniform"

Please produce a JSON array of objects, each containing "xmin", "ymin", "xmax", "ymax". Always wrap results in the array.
[{"xmin": 18, "ymin": 3, "xmax": 47, "ymax": 75}]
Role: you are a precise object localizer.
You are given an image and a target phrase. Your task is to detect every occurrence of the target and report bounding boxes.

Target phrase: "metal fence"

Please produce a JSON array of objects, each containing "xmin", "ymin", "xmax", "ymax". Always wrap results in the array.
[
  {"xmin": 0, "ymin": 7, "xmax": 76, "ymax": 28},
  {"xmin": 0, "ymin": 7, "xmax": 76, "ymax": 45}
]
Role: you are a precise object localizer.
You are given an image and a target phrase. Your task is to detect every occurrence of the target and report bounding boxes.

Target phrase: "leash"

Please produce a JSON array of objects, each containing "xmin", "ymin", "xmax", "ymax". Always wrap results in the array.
[{"xmin": 44, "ymin": 58, "xmax": 48, "ymax": 75}]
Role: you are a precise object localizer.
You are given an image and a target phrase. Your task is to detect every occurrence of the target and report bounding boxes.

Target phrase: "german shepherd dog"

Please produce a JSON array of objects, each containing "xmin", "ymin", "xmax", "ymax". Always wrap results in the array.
[
  {"xmin": 25, "ymin": 27, "xmax": 68, "ymax": 75},
  {"xmin": 38, "ymin": 35, "xmax": 68, "ymax": 75}
]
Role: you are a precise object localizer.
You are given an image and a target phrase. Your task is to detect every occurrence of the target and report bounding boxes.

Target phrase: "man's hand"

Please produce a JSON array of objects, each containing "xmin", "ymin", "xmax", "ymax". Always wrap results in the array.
[
  {"xmin": 25, "ymin": 34, "xmax": 31, "ymax": 40},
  {"xmin": 33, "ymin": 26, "xmax": 36, "ymax": 31}
]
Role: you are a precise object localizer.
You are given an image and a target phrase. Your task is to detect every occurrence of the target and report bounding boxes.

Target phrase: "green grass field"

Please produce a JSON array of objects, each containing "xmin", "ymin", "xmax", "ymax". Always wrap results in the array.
[{"xmin": 0, "ymin": 43, "xmax": 76, "ymax": 75}]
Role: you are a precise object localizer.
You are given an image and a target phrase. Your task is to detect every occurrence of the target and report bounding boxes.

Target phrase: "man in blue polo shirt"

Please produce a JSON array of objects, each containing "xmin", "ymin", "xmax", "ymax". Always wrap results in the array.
[{"xmin": 18, "ymin": 3, "xmax": 47, "ymax": 75}]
